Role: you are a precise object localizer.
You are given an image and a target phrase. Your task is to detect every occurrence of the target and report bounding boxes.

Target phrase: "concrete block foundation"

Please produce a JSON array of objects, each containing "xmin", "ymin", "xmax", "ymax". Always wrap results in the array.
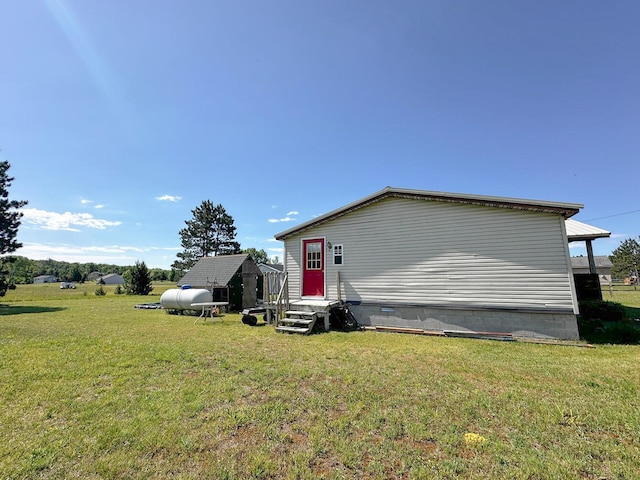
[{"xmin": 349, "ymin": 303, "xmax": 579, "ymax": 340}]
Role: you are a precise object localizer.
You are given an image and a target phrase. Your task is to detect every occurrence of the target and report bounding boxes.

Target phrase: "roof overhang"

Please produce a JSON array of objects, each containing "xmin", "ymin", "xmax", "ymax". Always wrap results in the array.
[
  {"xmin": 565, "ymin": 218, "xmax": 611, "ymax": 242},
  {"xmin": 276, "ymin": 187, "xmax": 583, "ymax": 240}
]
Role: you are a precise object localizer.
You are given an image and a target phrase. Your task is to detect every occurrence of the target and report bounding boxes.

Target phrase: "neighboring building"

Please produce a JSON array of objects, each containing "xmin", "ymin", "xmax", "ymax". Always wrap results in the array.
[
  {"xmin": 34, "ymin": 274, "xmax": 57, "ymax": 284},
  {"xmin": 275, "ymin": 187, "xmax": 592, "ymax": 340},
  {"xmin": 177, "ymin": 254, "xmax": 262, "ymax": 311},
  {"xmin": 258, "ymin": 263, "xmax": 283, "ymax": 275},
  {"xmin": 98, "ymin": 273, "xmax": 124, "ymax": 285},
  {"xmin": 258, "ymin": 263, "xmax": 285, "ymax": 304},
  {"xmin": 571, "ymin": 256, "xmax": 613, "ymax": 286},
  {"xmin": 565, "ymin": 219, "xmax": 612, "ymax": 301}
]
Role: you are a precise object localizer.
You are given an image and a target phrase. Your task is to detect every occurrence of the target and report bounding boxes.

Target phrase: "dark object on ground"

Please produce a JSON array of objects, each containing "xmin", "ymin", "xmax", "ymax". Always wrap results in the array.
[
  {"xmin": 242, "ymin": 314, "xmax": 258, "ymax": 326},
  {"xmin": 329, "ymin": 305, "xmax": 360, "ymax": 331}
]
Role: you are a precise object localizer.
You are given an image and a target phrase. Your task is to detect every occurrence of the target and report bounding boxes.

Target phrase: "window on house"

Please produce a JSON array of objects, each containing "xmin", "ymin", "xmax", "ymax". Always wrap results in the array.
[
  {"xmin": 306, "ymin": 242, "xmax": 322, "ymax": 270},
  {"xmin": 333, "ymin": 244, "xmax": 343, "ymax": 265}
]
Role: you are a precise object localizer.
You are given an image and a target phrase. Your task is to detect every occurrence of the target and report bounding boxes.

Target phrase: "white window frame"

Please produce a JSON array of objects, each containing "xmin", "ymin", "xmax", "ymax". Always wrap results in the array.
[{"xmin": 333, "ymin": 243, "xmax": 344, "ymax": 266}]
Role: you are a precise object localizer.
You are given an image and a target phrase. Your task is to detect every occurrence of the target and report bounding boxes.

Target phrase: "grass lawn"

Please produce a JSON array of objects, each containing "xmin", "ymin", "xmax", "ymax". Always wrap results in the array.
[{"xmin": 1, "ymin": 285, "xmax": 639, "ymax": 479}]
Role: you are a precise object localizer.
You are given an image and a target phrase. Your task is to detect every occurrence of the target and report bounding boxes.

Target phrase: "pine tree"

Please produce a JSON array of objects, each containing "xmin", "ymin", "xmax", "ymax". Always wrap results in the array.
[
  {"xmin": 610, "ymin": 237, "xmax": 640, "ymax": 284},
  {"xmin": 172, "ymin": 201, "xmax": 241, "ymax": 271},
  {"xmin": 124, "ymin": 260, "xmax": 154, "ymax": 295},
  {"xmin": 0, "ymin": 161, "xmax": 28, "ymax": 296}
]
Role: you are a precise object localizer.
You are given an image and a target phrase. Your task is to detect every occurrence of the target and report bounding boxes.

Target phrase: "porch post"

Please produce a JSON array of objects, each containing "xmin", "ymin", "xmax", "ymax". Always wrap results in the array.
[{"xmin": 586, "ymin": 239, "xmax": 597, "ymax": 274}]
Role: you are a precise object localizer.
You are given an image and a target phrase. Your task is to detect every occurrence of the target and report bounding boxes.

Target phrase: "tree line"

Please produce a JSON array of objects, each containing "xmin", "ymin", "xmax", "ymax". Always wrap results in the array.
[
  {"xmin": 610, "ymin": 237, "xmax": 640, "ymax": 282},
  {"xmin": 5, "ymin": 256, "xmax": 176, "ymax": 285}
]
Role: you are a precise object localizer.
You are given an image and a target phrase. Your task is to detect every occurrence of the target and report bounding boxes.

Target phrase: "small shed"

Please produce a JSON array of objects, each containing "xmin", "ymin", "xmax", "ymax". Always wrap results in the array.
[{"xmin": 177, "ymin": 254, "xmax": 262, "ymax": 311}]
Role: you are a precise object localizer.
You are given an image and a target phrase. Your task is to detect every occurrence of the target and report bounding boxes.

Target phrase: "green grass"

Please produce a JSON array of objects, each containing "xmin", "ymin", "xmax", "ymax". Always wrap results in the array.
[
  {"xmin": 602, "ymin": 288, "xmax": 640, "ymax": 319},
  {"xmin": 1, "ymin": 285, "xmax": 639, "ymax": 479},
  {"xmin": 5, "ymin": 281, "xmax": 176, "ymax": 302}
]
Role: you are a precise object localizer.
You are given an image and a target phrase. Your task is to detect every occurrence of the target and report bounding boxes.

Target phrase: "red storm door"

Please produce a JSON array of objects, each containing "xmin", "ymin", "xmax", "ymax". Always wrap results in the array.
[{"xmin": 302, "ymin": 238, "xmax": 325, "ymax": 297}]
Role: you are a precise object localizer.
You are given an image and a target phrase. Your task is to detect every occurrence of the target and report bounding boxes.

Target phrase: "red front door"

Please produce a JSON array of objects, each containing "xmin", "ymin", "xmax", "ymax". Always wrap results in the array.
[{"xmin": 302, "ymin": 238, "xmax": 324, "ymax": 297}]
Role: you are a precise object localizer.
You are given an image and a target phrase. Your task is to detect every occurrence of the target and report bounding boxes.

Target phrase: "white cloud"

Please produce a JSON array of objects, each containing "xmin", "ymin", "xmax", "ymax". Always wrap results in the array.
[
  {"xmin": 268, "ymin": 216, "xmax": 297, "ymax": 223},
  {"xmin": 286, "ymin": 211, "xmax": 299, "ymax": 216},
  {"xmin": 156, "ymin": 194, "xmax": 182, "ymax": 202},
  {"xmin": 81, "ymin": 199, "xmax": 93, "ymax": 205},
  {"xmin": 15, "ymin": 243, "xmax": 135, "ymax": 264},
  {"xmin": 14, "ymin": 243, "xmax": 180, "ymax": 267},
  {"xmin": 21, "ymin": 208, "xmax": 121, "ymax": 231},
  {"xmin": 94, "ymin": 204, "xmax": 105, "ymax": 209}
]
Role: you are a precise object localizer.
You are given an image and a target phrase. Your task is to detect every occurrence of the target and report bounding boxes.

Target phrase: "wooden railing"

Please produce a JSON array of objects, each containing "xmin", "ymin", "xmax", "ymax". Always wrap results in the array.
[
  {"xmin": 275, "ymin": 272, "xmax": 289, "ymax": 326},
  {"xmin": 261, "ymin": 270, "xmax": 288, "ymax": 324}
]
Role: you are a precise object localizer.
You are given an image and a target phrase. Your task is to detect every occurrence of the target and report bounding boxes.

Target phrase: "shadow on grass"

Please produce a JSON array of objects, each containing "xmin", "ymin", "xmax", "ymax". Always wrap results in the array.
[
  {"xmin": 0, "ymin": 304, "xmax": 66, "ymax": 316},
  {"xmin": 579, "ymin": 319, "xmax": 640, "ymax": 345}
]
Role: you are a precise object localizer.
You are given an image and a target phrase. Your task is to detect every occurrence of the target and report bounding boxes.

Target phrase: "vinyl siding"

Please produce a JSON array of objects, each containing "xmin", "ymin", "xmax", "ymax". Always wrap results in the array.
[{"xmin": 283, "ymin": 197, "xmax": 575, "ymax": 311}]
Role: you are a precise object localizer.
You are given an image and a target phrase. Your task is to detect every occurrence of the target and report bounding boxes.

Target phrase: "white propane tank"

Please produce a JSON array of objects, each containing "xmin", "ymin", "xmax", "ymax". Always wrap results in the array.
[{"xmin": 160, "ymin": 288, "xmax": 212, "ymax": 310}]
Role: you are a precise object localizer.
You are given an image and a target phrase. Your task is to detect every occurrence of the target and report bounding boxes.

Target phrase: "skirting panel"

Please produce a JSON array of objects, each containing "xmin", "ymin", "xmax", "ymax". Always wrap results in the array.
[{"xmin": 349, "ymin": 303, "xmax": 579, "ymax": 340}]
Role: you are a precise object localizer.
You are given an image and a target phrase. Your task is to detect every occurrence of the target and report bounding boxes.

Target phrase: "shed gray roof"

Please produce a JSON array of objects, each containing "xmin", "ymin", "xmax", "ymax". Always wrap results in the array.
[
  {"xmin": 258, "ymin": 263, "xmax": 283, "ymax": 274},
  {"xmin": 101, "ymin": 273, "xmax": 123, "ymax": 280},
  {"xmin": 275, "ymin": 187, "xmax": 583, "ymax": 240},
  {"xmin": 177, "ymin": 254, "xmax": 250, "ymax": 287},
  {"xmin": 571, "ymin": 256, "xmax": 613, "ymax": 269}
]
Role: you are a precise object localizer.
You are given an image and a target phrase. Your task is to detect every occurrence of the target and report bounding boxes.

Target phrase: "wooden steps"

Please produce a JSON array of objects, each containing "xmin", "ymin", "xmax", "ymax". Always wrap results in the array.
[{"xmin": 276, "ymin": 310, "xmax": 319, "ymax": 335}]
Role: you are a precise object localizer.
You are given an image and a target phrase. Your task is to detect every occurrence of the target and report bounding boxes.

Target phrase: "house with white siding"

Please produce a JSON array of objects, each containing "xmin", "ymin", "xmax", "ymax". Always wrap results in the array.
[
  {"xmin": 275, "ymin": 187, "xmax": 587, "ymax": 339},
  {"xmin": 34, "ymin": 274, "xmax": 57, "ymax": 284}
]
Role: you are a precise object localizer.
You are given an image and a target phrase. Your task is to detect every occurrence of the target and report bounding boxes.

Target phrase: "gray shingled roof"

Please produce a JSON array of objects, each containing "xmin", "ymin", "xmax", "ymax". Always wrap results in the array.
[
  {"xmin": 258, "ymin": 263, "xmax": 283, "ymax": 274},
  {"xmin": 177, "ymin": 254, "xmax": 250, "ymax": 287},
  {"xmin": 571, "ymin": 256, "xmax": 613, "ymax": 269}
]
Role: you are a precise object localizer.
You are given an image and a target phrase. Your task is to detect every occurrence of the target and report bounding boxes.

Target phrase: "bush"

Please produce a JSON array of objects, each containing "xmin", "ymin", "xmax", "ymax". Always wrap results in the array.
[
  {"xmin": 600, "ymin": 321, "xmax": 640, "ymax": 344},
  {"xmin": 578, "ymin": 300, "xmax": 625, "ymax": 321},
  {"xmin": 578, "ymin": 299, "xmax": 640, "ymax": 344},
  {"xmin": 95, "ymin": 286, "xmax": 107, "ymax": 296},
  {"xmin": 114, "ymin": 285, "xmax": 123, "ymax": 295}
]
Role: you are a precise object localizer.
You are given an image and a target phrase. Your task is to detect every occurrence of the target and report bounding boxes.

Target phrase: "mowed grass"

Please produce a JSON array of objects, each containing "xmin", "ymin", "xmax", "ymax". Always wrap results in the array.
[{"xmin": 1, "ymin": 285, "xmax": 639, "ymax": 479}]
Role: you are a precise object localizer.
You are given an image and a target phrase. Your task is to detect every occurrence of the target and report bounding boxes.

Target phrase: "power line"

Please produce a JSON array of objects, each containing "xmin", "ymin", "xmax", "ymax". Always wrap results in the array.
[{"xmin": 584, "ymin": 208, "xmax": 640, "ymax": 222}]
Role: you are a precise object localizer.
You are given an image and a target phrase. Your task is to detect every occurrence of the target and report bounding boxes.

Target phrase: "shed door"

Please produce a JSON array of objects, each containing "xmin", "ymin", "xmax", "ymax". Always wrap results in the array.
[{"xmin": 302, "ymin": 238, "xmax": 324, "ymax": 297}]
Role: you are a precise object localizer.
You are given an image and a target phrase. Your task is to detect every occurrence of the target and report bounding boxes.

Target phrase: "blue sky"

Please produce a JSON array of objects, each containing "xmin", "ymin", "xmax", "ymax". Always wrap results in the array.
[{"xmin": 2, "ymin": 0, "xmax": 638, "ymax": 269}]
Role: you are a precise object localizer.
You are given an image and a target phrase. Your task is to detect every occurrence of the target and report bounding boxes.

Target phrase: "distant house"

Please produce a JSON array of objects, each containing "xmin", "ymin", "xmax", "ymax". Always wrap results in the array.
[
  {"xmin": 34, "ymin": 274, "xmax": 57, "ymax": 284},
  {"xmin": 98, "ymin": 273, "xmax": 124, "ymax": 285},
  {"xmin": 275, "ymin": 187, "xmax": 601, "ymax": 340},
  {"xmin": 571, "ymin": 256, "xmax": 613, "ymax": 286},
  {"xmin": 177, "ymin": 254, "xmax": 262, "ymax": 311},
  {"xmin": 258, "ymin": 263, "xmax": 283, "ymax": 275}
]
